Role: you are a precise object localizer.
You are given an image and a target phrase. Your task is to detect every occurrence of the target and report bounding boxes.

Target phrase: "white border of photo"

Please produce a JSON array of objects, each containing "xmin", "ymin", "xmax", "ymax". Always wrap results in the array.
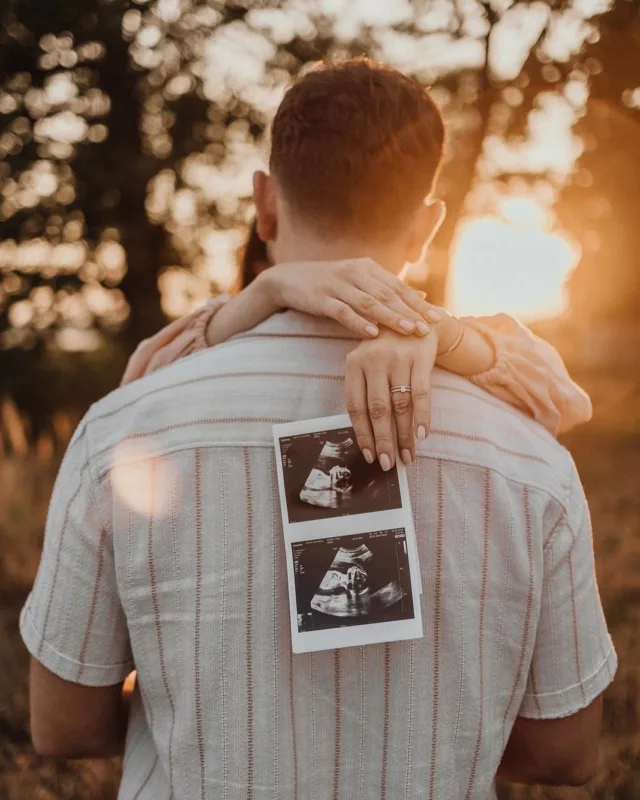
[{"xmin": 273, "ymin": 413, "xmax": 423, "ymax": 654}]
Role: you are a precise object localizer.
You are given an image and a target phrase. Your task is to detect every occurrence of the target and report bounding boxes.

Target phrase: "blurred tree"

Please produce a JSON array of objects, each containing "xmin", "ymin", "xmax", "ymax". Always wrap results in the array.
[
  {"xmin": 0, "ymin": 0, "xmax": 631, "ymax": 427},
  {"xmin": 557, "ymin": 0, "xmax": 640, "ymax": 323}
]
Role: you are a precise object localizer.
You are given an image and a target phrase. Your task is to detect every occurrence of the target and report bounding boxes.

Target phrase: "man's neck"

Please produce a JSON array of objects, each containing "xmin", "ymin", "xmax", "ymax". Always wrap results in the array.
[{"xmin": 273, "ymin": 233, "xmax": 406, "ymax": 275}]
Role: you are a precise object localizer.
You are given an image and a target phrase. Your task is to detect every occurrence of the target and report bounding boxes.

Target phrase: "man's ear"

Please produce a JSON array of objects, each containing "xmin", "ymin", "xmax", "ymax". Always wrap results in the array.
[
  {"xmin": 253, "ymin": 171, "xmax": 278, "ymax": 243},
  {"xmin": 404, "ymin": 199, "xmax": 446, "ymax": 263}
]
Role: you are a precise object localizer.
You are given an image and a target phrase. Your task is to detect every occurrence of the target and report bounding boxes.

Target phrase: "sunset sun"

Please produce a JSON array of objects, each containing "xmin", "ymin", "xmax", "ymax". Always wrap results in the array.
[{"xmin": 449, "ymin": 197, "xmax": 579, "ymax": 321}]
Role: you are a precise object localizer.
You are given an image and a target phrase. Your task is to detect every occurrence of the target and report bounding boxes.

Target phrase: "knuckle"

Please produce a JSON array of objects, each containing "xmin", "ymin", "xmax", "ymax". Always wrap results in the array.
[
  {"xmin": 411, "ymin": 387, "xmax": 430, "ymax": 402},
  {"xmin": 358, "ymin": 294, "xmax": 378, "ymax": 313},
  {"xmin": 368, "ymin": 400, "xmax": 391, "ymax": 421},
  {"xmin": 333, "ymin": 304, "xmax": 351, "ymax": 323},
  {"xmin": 346, "ymin": 399, "xmax": 365, "ymax": 418},
  {"xmin": 391, "ymin": 395, "xmax": 413, "ymax": 414},
  {"xmin": 376, "ymin": 286, "xmax": 396, "ymax": 305}
]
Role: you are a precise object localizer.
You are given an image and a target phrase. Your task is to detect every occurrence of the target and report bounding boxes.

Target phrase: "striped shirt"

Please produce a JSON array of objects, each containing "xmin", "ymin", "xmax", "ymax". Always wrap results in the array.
[{"xmin": 21, "ymin": 310, "xmax": 617, "ymax": 800}]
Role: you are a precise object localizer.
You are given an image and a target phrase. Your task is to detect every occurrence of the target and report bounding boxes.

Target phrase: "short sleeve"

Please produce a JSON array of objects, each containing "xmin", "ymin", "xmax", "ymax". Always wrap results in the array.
[
  {"xmin": 518, "ymin": 464, "xmax": 617, "ymax": 718},
  {"xmin": 20, "ymin": 421, "xmax": 133, "ymax": 686}
]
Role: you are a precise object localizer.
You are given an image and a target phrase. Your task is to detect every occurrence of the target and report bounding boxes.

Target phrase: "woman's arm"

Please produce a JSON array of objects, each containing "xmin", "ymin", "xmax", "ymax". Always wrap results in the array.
[
  {"xmin": 345, "ymin": 310, "xmax": 591, "ymax": 468},
  {"xmin": 412, "ymin": 309, "xmax": 591, "ymax": 436},
  {"xmin": 461, "ymin": 314, "xmax": 592, "ymax": 435},
  {"xmin": 121, "ymin": 259, "xmax": 439, "ymax": 383},
  {"xmin": 432, "ymin": 311, "xmax": 495, "ymax": 375},
  {"xmin": 205, "ymin": 259, "xmax": 440, "ymax": 344},
  {"xmin": 120, "ymin": 262, "xmax": 590, "ymax": 440}
]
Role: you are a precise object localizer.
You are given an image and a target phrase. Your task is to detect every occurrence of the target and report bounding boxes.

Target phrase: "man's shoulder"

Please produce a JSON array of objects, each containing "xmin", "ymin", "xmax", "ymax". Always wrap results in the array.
[
  {"xmin": 83, "ymin": 326, "xmax": 351, "ymax": 477},
  {"xmin": 426, "ymin": 370, "xmax": 575, "ymax": 505}
]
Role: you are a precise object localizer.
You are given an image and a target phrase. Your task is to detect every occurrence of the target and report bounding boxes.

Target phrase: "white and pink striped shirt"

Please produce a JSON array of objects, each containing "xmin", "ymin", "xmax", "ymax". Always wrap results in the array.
[{"xmin": 21, "ymin": 311, "xmax": 616, "ymax": 800}]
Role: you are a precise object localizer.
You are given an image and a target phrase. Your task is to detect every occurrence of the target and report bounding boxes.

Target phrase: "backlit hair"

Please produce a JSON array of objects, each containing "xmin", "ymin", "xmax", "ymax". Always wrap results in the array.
[{"xmin": 269, "ymin": 58, "xmax": 445, "ymax": 238}]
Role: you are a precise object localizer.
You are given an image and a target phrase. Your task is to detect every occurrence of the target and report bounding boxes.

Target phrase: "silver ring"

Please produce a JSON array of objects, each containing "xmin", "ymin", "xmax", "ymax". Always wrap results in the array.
[{"xmin": 390, "ymin": 385, "xmax": 411, "ymax": 394}]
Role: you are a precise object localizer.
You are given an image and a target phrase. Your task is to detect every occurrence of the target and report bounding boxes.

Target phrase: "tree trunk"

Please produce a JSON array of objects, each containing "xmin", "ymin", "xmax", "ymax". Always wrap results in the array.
[
  {"xmin": 425, "ymin": 14, "xmax": 497, "ymax": 307},
  {"xmin": 98, "ymin": 5, "xmax": 166, "ymax": 349}
]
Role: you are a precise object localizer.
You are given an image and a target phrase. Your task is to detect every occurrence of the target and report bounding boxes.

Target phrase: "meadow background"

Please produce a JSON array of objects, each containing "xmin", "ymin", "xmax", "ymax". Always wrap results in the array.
[{"xmin": 1, "ymin": 0, "xmax": 639, "ymax": 797}]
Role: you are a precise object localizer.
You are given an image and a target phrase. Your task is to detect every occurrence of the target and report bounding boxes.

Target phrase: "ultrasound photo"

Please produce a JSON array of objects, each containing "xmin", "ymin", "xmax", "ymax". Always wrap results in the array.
[
  {"xmin": 278, "ymin": 427, "xmax": 402, "ymax": 523},
  {"xmin": 292, "ymin": 529, "xmax": 415, "ymax": 632}
]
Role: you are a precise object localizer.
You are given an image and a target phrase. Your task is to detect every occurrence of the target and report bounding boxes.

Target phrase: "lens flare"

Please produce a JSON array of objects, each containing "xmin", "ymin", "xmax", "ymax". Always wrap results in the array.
[{"xmin": 111, "ymin": 439, "xmax": 177, "ymax": 518}]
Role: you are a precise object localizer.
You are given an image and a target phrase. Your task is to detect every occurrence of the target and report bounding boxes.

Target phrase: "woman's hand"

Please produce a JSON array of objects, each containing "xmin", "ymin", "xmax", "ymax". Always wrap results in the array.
[
  {"xmin": 260, "ymin": 258, "xmax": 441, "ymax": 338},
  {"xmin": 345, "ymin": 328, "xmax": 440, "ymax": 469}
]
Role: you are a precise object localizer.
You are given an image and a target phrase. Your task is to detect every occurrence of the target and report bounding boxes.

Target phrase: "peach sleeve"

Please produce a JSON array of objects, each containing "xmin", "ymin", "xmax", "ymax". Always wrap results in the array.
[
  {"xmin": 120, "ymin": 294, "xmax": 231, "ymax": 386},
  {"xmin": 463, "ymin": 313, "xmax": 592, "ymax": 435}
]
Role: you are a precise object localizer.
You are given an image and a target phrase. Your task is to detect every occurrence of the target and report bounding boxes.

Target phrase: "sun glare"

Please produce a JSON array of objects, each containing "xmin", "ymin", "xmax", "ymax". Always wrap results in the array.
[{"xmin": 448, "ymin": 198, "xmax": 579, "ymax": 321}]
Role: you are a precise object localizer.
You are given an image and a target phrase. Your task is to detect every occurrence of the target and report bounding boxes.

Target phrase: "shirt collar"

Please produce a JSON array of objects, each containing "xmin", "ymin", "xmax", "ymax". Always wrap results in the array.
[{"xmin": 229, "ymin": 310, "xmax": 361, "ymax": 342}]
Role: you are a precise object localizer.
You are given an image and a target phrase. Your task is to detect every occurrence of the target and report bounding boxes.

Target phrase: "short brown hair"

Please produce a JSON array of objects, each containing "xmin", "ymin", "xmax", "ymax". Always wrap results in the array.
[{"xmin": 269, "ymin": 58, "xmax": 444, "ymax": 238}]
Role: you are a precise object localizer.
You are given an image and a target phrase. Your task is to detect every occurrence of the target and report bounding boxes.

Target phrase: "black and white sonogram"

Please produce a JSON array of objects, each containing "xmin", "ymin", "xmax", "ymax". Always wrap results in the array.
[
  {"xmin": 279, "ymin": 427, "xmax": 402, "ymax": 523},
  {"xmin": 292, "ymin": 529, "xmax": 415, "ymax": 632}
]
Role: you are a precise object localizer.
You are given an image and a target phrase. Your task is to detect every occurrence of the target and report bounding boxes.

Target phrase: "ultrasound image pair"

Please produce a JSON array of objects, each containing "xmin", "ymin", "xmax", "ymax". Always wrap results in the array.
[{"xmin": 281, "ymin": 428, "xmax": 412, "ymax": 632}]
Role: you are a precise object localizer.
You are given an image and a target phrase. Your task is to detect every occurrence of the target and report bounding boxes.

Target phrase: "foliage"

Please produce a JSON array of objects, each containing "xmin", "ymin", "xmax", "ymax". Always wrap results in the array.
[
  {"xmin": 0, "ymin": 0, "xmax": 638, "ymax": 422},
  {"xmin": 559, "ymin": 0, "xmax": 640, "ymax": 323}
]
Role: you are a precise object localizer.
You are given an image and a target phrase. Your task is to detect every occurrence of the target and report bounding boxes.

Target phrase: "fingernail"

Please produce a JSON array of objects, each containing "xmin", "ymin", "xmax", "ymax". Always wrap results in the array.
[
  {"xmin": 426, "ymin": 308, "xmax": 442, "ymax": 322},
  {"xmin": 365, "ymin": 324, "xmax": 379, "ymax": 337},
  {"xmin": 363, "ymin": 448, "xmax": 374, "ymax": 464},
  {"xmin": 416, "ymin": 321, "xmax": 430, "ymax": 336},
  {"xmin": 400, "ymin": 320, "xmax": 415, "ymax": 333},
  {"xmin": 379, "ymin": 453, "xmax": 391, "ymax": 471},
  {"xmin": 417, "ymin": 425, "xmax": 427, "ymax": 440},
  {"xmin": 401, "ymin": 449, "xmax": 412, "ymax": 465}
]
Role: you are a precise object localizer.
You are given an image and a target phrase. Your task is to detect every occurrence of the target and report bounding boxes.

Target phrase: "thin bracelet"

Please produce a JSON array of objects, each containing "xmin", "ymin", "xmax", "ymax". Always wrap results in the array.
[{"xmin": 438, "ymin": 316, "xmax": 465, "ymax": 357}]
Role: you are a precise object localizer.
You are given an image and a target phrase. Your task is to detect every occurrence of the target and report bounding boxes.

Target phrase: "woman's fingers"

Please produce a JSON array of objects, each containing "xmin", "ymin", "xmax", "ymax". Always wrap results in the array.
[
  {"xmin": 389, "ymin": 363, "xmax": 415, "ymax": 465},
  {"xmin": 345, "ymin": 357, "xmax": 376, "ymax": 465},
  {"xmin": 323, "ymin": 298, "xmax": 380, "ymax": 338},
  {"xmin": 374, "ymin": 269, "xmax": 443, "ymax": 324},
  {"xmin": 348, "ymin": 275, "xmax": 430, "ymax": 336},
  {"xmin": 337, "ymin": 285, "xmax": 427, "ymax": 336},
  {"xmin": 410, "ymin": 342, "xmax": 436, "ymax": 440},
  {"xmin": 397, "ymin": 284, "xmax": 443, "ymax": 324},
  {"xmin": 363, "ymin": 367, "xmax": 396, "ymax": 471},
  {"xmin": 347, "ymin": 263, "xmax": 439, "ymax": 330}
]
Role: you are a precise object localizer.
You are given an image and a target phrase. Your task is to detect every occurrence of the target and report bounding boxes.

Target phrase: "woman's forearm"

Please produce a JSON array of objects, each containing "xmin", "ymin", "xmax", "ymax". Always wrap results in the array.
[
  {"xmin": 434, "ymin": 314, "xmax": 495, "ymax": 376},
  {"xmin": 205, "ymin": 272, "xmax": 279, "ymax": 346}
]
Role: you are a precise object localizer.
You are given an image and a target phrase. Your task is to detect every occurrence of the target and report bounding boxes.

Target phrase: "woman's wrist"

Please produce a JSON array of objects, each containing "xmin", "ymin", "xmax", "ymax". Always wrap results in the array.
[
  {"xmin": 255, "ymin": 266, "xmax": 287, "ymax": 313},
  {"xmin": 434, "ymin": 312, "xmax": 496, "ymax": 375},
  {"xmin": 433, "ymin": 311, "xmax": 462, "ymax": 360},
  {"xmin": 205, "ymin": 271, "xmax": 282, "ymax": 347}
]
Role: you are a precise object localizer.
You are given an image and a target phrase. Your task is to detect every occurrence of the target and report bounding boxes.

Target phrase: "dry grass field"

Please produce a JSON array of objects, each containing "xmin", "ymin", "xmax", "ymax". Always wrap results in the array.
[{"xmin": 1, "ymin": 374, "xmax": 638, "ymax": 799}]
